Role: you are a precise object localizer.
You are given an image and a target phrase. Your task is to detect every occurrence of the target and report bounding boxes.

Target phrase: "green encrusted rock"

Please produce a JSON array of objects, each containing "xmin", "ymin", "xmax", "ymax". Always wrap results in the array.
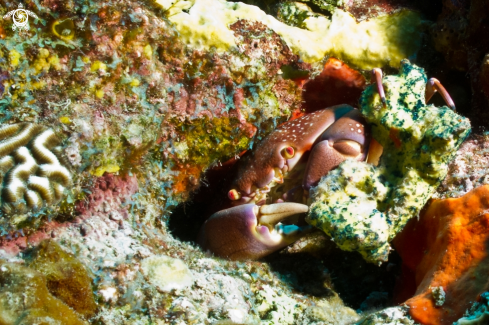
[{"xmin": 307, "ymin": 60, "xmax": 471, "ymax": 264}]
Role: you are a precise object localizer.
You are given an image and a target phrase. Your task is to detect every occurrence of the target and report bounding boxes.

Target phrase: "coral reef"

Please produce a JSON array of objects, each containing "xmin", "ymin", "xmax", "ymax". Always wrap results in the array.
[
  {"xmin": 0, "ymin": 0, "xmax": 481, "ymax": 323},
  {"xmin": 0, "ymin": 171, "xmax": 364, "ymax": 324},
  {"xmin": 357, "ymin": 306, "xmax": 414, "ymax": 325},
  {"xmin": 0, "ymin": 260, "xmax": 88, "ymax": 324},
  {"xmin": 24, "ymin": 239, "xmax": 97, "ymax": 319},
  {"xmin": 300, "ymin": 299, "xmax": 359, "ymax": 324},
  {"xmin": 155, "ymin": 0, "xmax": 423, "ymax": 69},
  {"xmin": 394, "ymin": 185, "xmax": 489, "ymax": 325},
  {"xmin": 0, "ymin": 0, "xmax": 310, "ymax": 236},
  {"xmin": 0, "ymin": 123, "xmax": 72, "ymax": 231},
  {"xmin": 140, "ymin": 255, "xmax": 194, "ymax": 292},
  {"xmin": 307, "ymin": 60, "xmax": 471, "ymax": 263},
  {"xmin": 435, "ymin": 133, "xmax": 489, "ymax": 198}
]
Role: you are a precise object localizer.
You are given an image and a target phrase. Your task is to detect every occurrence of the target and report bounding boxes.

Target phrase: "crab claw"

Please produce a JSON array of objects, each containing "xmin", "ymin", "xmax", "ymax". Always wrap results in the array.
[{"xmin": 198, "ymin": 202, "xmax": 310, "ymax": 260}]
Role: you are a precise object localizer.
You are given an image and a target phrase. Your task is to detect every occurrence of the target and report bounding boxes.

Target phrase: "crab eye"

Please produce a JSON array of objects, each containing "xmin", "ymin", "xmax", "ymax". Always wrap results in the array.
[
  {"xmin": 281, "ymin": 146, "xmax": 295, "ymax": 159},
  {"xmin": 228, "ymin": 189, "xmax": 241, "ymax": 201}
]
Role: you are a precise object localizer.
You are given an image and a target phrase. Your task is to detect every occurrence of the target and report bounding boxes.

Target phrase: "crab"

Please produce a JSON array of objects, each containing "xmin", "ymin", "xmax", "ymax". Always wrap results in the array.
[{"xmin": 198, "ymin": 67, "xmax": 456, "ymax": 261}]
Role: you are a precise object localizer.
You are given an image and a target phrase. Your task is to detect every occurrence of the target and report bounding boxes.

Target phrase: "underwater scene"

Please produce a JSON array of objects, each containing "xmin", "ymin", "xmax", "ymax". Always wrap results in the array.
[{"xmin": 0, "ymin": 0, "xmax": 488, "ymax": 324}]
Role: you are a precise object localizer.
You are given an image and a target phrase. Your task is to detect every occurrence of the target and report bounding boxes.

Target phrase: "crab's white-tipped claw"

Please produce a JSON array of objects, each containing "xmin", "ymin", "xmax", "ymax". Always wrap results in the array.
[
  {"xmin": 258, "ymin": 202, "xmax": 308, "ymax": 228},
  {"xmin": 198, "ymin": 203, "xmax": 310, "ymax": 260}
]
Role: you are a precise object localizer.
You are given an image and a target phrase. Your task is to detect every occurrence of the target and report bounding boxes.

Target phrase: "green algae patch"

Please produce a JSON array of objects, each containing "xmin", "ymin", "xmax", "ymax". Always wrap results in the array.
[
  {"xmin": 0, "ymin": 259, "xmax": 88, "ymax": 325},
  {"xmin": 24, "ymin": 239, "xmax": 97, "ymax": 319},
  {"xmin": 307, "ymin": 60, "xmax": 471, "ymax": 264},
  {"xmin": 154, "ymin": 0, "xmax": 422, "ymax": 69}
]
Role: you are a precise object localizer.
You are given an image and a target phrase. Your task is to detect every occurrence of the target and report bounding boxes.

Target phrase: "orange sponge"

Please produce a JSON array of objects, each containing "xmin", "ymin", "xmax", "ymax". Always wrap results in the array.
[{"xmin": 394, "ymin": 185, "xmax": 489, "ymax": 325}]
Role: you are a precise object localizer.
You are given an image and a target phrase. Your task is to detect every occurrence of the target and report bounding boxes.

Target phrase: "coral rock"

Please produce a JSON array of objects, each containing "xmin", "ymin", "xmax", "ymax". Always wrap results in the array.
[
  {"xmin": 0, "ymin": 260, "xmax": 87, "ymax": 325},
  {"xmin": 394, "ymin": 185, "xmax": 489, "ymax": 325},
  {"xmin": 307, "ymin": 60, "xmax": 471, "ymax": 263},
  {"xmin": 154, "ymin": 0, "xmax": 423, "ymax": 69},
  {"xmin": 24, "ymin": 239, "xmax": 97, "ymax": 319},
  {"xmin": 140, "ymin": 255, "xmax": 194, "ymax": 292},
  {"xmin": 357, "ymin": 306, "xmax": 414, "ymax": 325}
]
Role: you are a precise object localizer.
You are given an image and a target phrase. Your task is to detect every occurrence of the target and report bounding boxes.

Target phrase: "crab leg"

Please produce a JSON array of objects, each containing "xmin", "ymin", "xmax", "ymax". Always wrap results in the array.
[
  {"xmin": 198, "ymin": 202, "xmax": 310, "ymax": 260},
  {"xmin": 373, "ymin": 69, "xmax": 456, "ymax": 111},
  {"xmin": 425, "ymin": 78, "xmax": 456, "ymax": 111},
  {"xmin": 371, "ymin": 68, "xmax": 386, "ymax": 107}
]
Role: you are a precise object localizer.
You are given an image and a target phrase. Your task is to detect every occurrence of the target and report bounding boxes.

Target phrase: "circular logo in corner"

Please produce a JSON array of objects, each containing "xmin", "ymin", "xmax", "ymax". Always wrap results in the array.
[{"xmin": 3, "ymin": 3, "xmax": 38, "ymax": 31}]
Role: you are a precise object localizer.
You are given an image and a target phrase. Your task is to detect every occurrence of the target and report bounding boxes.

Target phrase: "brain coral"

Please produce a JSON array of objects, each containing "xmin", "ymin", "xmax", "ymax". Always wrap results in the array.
[{"xmin": 0, "ymin": 123, "xmax": 72, "ymax": 215}]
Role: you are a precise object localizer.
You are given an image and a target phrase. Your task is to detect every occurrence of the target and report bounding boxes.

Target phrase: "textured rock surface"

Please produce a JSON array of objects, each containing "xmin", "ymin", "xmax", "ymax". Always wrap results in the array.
[
  {"xmin": 357, "ymin": 306, "xmax": 414, "ymax": 325},
  {"xmin": 307, "ymin": 61, "xmax": 471, "ymax": 263},
  {"xmin": 140, "ymin": 255, "xmax": 194, "ymax": 292},
  {"xmin": 0, "ymin": 260, "xmax": 88, "ymax": 325},
  {"xmin": 24, "ymin": 239, "xmax": 97, "ymax": 319},
  {"xmin": 155, "ymin": 0, "xmax": 423, "ymax": 69}
]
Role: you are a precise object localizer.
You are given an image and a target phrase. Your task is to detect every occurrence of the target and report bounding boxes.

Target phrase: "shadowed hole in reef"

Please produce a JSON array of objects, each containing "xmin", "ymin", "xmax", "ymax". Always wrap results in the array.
[
  {"xmin": 169, "ymin": 158, "xmax": 241, "ymax": 243},
  {"xmin": 169, "ymin": 166, "xmax": 403, "ymax": 310},
  {"xmin": 264, "ymin": 239, "xmax": 403, "ymax": 310}
]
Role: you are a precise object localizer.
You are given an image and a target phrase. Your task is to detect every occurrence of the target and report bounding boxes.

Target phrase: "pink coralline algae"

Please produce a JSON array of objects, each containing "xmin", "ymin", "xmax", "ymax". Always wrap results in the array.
[
  {"xmin": 75, "ymin": 173, "xmax": 138, "ymax": 220},
  {"xmin": 0, "ymin": 173, "xmax": 137, "ymax": 257}
]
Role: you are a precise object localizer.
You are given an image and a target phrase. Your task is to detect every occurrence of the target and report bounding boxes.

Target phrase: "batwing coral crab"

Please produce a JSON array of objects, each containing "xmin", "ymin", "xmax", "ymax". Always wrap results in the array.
[{"xmin": 198, "ymin": 65, "xmax": 457, "ymax": 261}]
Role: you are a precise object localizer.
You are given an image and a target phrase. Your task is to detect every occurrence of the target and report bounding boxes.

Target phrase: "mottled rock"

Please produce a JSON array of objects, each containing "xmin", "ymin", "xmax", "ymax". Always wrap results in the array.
[
  {"xmin": 307, "ymin": 60, "xmax": 471, "ymax": 263},
  {"xmin": 140, "ymin": 255, "xmax": 194, "ymax": 292},
  {"xmin": 0, "ymin": 260, "xmax": 87, "ymax": 325},
  {"xmin": 24, "ymin": 239, "xmax": 97, "ymax": 319}
]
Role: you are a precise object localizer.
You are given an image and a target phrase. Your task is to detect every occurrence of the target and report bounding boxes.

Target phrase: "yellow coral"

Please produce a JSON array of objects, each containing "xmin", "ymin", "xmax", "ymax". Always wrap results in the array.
[
  {"xmin": 95, "ymin": 89, "xmax": 104, "ymax": 99},
  {"xmin": 92, "ymin": 164, "xmax": 120, "ymax": 177},
  {"xmin": 30, "ymin": 80, "xmax": 47, "ymax": 89},
  {"xmin": 32, "ymin": 49, "xmax": 61, "ymax": 74},
  {"xmin": 9, "ymin": 49, "xmax": 21, "ymax": 67},
  {"xmin": 143, "ymin": 44, "xmax": 153, "ymax": 59},
  {"xmin": 129, "ymin": 78, "xmax": 140, "ymax": 87},
  {"xmin": 51, "ymin": 18, "xmax": 75, "ymax": 41},
  {"xmin": 38, "ymin": 48, "xmax": 50, "ymax": 59},
  {"xmin": 48, "ymin": 55, "xmax": 61, "ymax": 70},
  {"xmin": 154, "ymin": 0, "xmax": 422, "ymax": 69},
  {"xmin": 91, "ymin": 60, "xmax": 107, "ymax": 73},
  {"xmin": 59, "ymin": 116, "xmax": 71, "ymax": 124}
]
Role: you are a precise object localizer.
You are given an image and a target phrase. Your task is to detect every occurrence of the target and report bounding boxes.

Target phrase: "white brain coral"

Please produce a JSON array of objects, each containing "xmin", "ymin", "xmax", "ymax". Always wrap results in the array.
[{"xmin": 0, "ymin": 123, "xmax": 72, "ymax": 214}]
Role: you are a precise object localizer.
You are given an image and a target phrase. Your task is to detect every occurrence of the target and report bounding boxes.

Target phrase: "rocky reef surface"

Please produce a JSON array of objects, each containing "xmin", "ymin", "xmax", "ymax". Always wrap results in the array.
[{"xmin": 0, "ymin": 0, "xmax": 488, "ymax": 324}]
